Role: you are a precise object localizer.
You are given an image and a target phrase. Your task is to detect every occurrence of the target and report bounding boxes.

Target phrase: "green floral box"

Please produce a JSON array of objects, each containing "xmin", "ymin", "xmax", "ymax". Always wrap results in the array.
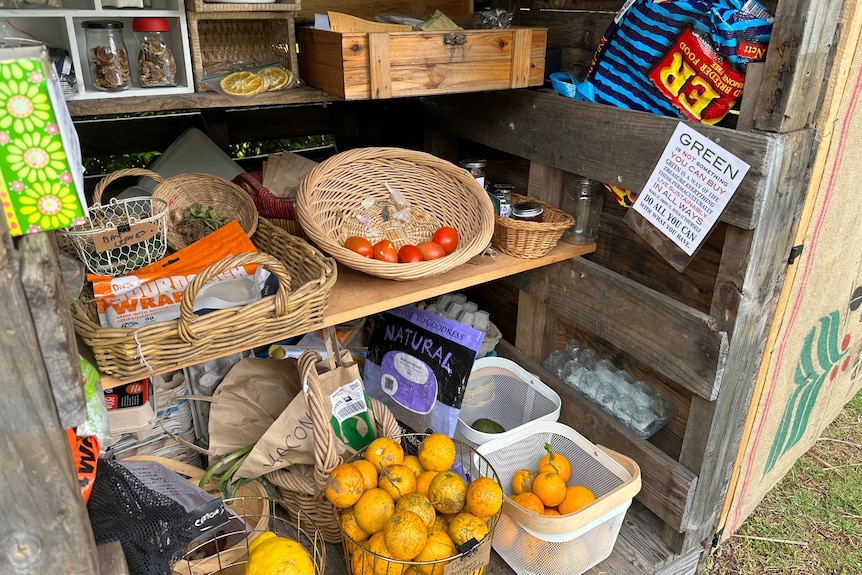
[{"xmin": 1, "ymin": 46, "xmax": 85, "ymax": 237}]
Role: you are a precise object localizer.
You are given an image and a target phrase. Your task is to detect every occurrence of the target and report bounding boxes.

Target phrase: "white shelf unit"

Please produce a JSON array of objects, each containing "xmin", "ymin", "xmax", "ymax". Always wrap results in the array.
[{"xmin": 1, "ymin": 0, "xmax": 195, "ymax": 100}]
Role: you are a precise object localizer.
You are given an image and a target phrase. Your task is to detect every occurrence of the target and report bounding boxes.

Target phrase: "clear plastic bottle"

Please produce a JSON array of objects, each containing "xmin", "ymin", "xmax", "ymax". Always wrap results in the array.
[
  {"xmin": 133, "ymin": 18, "xmax": 178, "ymax": 88},
  {"xmin": 82, "ymin": 20, "xmax": 131, "ymax": 92}
]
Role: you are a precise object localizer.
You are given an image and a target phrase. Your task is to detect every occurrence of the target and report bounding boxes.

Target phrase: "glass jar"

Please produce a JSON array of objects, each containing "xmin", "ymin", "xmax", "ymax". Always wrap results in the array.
[
  {"xmin": 81, "ymin": 20, "xmax": 131, "ymax": 92},
  {"xmin": 512, "ymin": 201, "xmax": 544, "ymax": 222},
  {"xmin": 133, "ymin": 18, "xmax": 178, "ymax": 88},
  {"xmin": 564, "ymin": 176, "xmax": 604, "ymax": 244},
  {"xmin": 487, "ymin": 183, "xmax": 513, "ymax": 217},
  {"xmin": 459, "ymin": 159, "xmax": 486, "ymax": 188}
]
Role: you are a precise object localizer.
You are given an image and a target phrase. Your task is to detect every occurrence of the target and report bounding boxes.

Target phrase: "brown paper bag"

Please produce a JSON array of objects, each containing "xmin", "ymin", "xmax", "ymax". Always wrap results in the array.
[{"xmin": 236, "ymin": 330, "xmax": 377, "ymax": 479}]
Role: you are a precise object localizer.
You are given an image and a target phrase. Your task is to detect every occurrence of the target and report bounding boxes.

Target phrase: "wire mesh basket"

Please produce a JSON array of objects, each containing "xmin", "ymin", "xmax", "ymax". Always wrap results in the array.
[
  {"xmin": 60, "ymin": 195, "xmax": 169, "ymax": 276},
  {"xmin": 337, "ymin": 433, "xmax": 502, "ymax": 575},
  {"xmin": 173, "ymin": 495, "xmax": 326, "ymax": 575},
  {"xmin": 455, "ymin": 357, "xmax": 562, "ymax": 449},
  {"xmin": 477, "ymin": 421, "xmax": 641, "ymax": 575}
]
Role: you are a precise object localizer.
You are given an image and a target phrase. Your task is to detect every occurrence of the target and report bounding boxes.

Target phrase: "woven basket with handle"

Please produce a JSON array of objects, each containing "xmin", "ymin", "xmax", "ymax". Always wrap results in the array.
[
  {"xmin": 71, "ymin": 218, "xmax": 336, "ymax": 381},
  {"xmin": 266, "ymin": 331, "xmax": 402, "ymax": 544},
  {"xmin": 151, "ymin": 171, "xmax": 259, "ymax": 251},
  {"xmin": 493, "ymin": 193, "xmax": 575, "ymax": 258},
  {"xmin": 297, "ymin": 147, "xmax": 495, "ymax": 281}
]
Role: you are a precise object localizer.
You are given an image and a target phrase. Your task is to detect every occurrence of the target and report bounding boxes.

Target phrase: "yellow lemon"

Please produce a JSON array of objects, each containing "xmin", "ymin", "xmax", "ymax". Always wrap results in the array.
[{"xmin": 245, "ymin": 532, "xmax": 314, "ymax": 575}]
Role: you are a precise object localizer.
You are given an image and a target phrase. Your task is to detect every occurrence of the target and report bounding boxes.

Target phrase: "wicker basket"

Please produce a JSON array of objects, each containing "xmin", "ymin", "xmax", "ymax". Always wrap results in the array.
[
  {"xmin": 266, "ymin": 338, "xmax": 403, "ymax": 544},
  {"xmin": 59, "ymin": 169, "xmax": 169, "ymax": 276},
  {"xmin": 492, "ymin": 194, "xmax": 575, "ymax": 258},
  {"xmin": 151, "ymin": 171, "xmax": 259, "ymax": 251},
  {"xmin": 297, "ymin": 147, "xmax": 495, "ymax": 281},
  {"xmin": 71, "ymin": 218, "xmax": 337, "ymax": 381},
  {"xmin": 187, "ymin": 12, "xmax": 298, "ymax": 93}
]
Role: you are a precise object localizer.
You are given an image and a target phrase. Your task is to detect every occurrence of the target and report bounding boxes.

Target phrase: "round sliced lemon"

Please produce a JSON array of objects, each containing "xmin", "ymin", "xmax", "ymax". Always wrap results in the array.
[
  {"xmin": 260, "ymin": 66, "xmax": 294, "ymax": 92},
  {"xmin": 219, "ymin": 71, "xmax": 266, "ymax": 96}
]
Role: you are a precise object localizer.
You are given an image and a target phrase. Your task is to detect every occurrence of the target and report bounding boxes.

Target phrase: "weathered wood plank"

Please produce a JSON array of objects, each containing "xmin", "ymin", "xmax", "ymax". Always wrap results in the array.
[
  {"xmin": 675, "ymin": 128, "xmax": 817, "ymax": 550},
  {"xmin": 66, "ymin": 85, "xmax": 333, "ymax": 118},
  {"xmin": 507, "ymin": 258, "xmax": 727, "ymax": 401},
  {"xmin": 19, "ymin": 232, "xmax": 85, "ymax": 430},
  {"xmin": 419, "ymin": 90, "xmax": 777, "ymax": 230},
  {"xmin": 296, "ymin": 0, "xmax": 473, "ymax": 23},
  {"xmin": 0, "ymin": 225, "xmax": 99, "ymax": 573},
  {"xmin": 753, "ymin": 0, "xmax": 846, "ymax": 133},
  {"xmin": 497, "ymin": 340, "xmax": 698, "ymax": 534}
]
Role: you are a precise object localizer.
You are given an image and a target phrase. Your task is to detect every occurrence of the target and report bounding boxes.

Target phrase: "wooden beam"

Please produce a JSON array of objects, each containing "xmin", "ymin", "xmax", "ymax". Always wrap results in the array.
[
  {"xmin": 419, "ymin": 90, "xmax": 777, "ymax": 230},
  {"xmin": 507, "ymin": 258, "xmax": 727, "ymax": 401},
  {"xmin": 497, "ymin": 341, "xmax": 698, "ymax": 535},
  {"xmin": 19, "ymin": 232, "xmax": 85, "ymax": 430},
  {"xmin": 0, "ymin": 225, "xmax": 99, "ymax": 573},
  {"xmin": 753, "ymin": 0, "xmax": 846, "ymax": 133}
]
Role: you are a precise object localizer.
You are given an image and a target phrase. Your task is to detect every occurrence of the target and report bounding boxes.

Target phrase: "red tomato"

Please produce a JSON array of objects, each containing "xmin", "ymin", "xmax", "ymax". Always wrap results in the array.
[
  {"xmin": 432, "ymin": 226, "xmax": 459, "ymax": 254},
  {"xmin": 416, "ymin": 241, "xmax": 446, "ymax": 261},
  {"xmin": 398, "ymin": 244, "xmax": 423, "ymax": 263},
  {"xmin": 372, "ymin": 239, "xmax": 398, "ymax": 262},
  {"xmin": 344, "ymin": 236, "xmax": 373, "ymax": 258}
]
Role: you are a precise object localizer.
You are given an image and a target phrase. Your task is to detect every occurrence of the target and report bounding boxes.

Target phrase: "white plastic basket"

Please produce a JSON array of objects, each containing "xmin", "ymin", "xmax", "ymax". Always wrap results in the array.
[
  {"xmin": 455, "ymin": 357, "xmax": 561, "ymax": 448},
  {"xmin": 477, "ymin": 421, "xmax": 641, "ymax": 575}
]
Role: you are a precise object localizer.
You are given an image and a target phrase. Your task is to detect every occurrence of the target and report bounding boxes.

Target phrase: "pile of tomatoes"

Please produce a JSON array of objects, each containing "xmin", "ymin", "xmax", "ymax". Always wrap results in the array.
[{"xmin": 343, "ymin": 226, "xmax": 459, "ymax": 263}]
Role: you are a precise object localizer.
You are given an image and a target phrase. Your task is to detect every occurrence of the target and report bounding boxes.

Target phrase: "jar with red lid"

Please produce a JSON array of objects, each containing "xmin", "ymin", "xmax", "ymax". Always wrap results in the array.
[{"xmin": 133, "ymin": 18, "xmax": 178, "ymax": 88}]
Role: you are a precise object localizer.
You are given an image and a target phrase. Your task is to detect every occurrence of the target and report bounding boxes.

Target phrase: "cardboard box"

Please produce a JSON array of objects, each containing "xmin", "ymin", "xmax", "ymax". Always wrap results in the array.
[
  {"xmin": 0, "ymin": 46, "xmax": 86, "ymax": 236},
  {"xmin": 297, "ymin": 25, "xmax": 547, "ymax": 100}
]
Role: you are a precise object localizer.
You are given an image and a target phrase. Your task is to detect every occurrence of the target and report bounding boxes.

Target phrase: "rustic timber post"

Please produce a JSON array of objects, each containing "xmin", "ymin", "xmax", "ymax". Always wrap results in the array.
[{"xmin": 0, "ymin": 224, "xmax": 100, "ymax": 573}]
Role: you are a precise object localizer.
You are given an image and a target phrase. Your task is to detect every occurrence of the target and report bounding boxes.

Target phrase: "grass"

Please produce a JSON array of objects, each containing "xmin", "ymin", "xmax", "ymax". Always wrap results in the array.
[{"xmin": 702, "ymin": 388, "xmax": 862, "ymax": 574}]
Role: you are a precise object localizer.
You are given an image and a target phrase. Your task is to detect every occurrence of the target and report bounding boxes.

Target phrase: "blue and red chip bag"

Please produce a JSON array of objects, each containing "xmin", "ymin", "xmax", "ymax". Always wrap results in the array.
[
  {"xmin": 580, "ymin": 0, "xmax": 774, "ymax": 124},
  {"xmin": 562, "ymin": 0, "xmax": 774, "ymax": 205}
]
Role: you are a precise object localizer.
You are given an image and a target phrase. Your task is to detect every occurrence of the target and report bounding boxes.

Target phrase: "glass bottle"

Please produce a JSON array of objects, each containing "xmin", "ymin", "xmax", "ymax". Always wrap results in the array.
[
  {"xmin": 82, "ymin": 20, "xmax": 131, "ymax": 92},
  {"xmin": 564, "ymin": 175, "xmax": 604, "ymax": 244},
  {"xmin": 133, "ymin": 18, "xmax": 178, "ymax": 88}
]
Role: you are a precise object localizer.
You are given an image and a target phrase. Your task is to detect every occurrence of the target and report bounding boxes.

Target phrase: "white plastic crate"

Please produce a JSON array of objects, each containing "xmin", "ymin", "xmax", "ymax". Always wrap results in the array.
[
  {"xmin": 455, "ymin": 357, "xmax": 561, "ymax": 448},
  {"xmin": 477, "ymin": 421, "xmax": 641, "ymax": 575}
]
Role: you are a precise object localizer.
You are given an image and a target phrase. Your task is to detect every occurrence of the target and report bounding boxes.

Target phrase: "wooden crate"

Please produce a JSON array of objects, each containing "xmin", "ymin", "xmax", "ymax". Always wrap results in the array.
[
  {"xmin": 295, "ymin": 0, "xmax": 472, "ymax": 23},
  {"xmin": 187, "ymin": 12, "xmax": 297, "ymax": 92},
  {"xmin": 185, "ymin": 0, "xmax": 300, "ymax": 13},
  {"xmin": 297, "ymin": 26, "xmax": 547, "ymax": 100}
]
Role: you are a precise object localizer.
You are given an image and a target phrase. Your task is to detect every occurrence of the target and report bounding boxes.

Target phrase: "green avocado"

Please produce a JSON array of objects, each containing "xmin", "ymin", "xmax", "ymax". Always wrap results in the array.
[{"xmin": 471, "ymin": 418, "xmax": 506, "ymax": 434}]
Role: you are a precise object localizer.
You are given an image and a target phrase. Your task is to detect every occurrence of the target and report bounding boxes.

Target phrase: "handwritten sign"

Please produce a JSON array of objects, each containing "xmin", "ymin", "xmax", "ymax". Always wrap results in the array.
[
  {"xmin": 93, "ymin": 221, "xmax": 161, "ymax": 252},
  {"xmin": 633, "ymin": 122, "xmax": 750, "ymax": 256},
  {"xmin": 443, "ymin": 537, "xmax": 492, "ymax": 575}
]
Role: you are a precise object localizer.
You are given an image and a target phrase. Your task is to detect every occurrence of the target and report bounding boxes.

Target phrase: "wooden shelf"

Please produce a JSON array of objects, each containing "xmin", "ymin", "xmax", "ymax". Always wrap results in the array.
[
  {"xmin": 324, "ymin": 240, "xmax": 594, "ymax": 327},
  {"xmin": 95, "ymin": 240, "xmax": 594, "ymax": 384},
  {"xmin": 66, "ymin": 84, "xmax": 336, "ymax": 116}
]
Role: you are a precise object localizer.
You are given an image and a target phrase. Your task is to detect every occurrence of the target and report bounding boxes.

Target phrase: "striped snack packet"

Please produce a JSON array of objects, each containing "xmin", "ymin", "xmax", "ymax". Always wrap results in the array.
[{"xmin": 581, "ymin": 0, "xmax": 774, "ymax": 125}]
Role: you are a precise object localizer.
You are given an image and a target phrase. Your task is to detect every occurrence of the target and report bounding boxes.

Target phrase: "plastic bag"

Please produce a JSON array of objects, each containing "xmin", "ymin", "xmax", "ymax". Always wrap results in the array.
[{"xmin": 575, "ymin": 0, "xmax": 774, "ymax": 125}]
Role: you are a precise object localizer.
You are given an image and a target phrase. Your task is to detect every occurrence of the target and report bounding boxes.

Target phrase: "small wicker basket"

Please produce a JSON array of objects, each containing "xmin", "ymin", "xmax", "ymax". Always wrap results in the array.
[
  {"xmin": 152, "ymin": 171, "xmax": 259, "ymax": 251},
  {"xmin": 297, "ymin": 147, "xmax": 495, "ymax": 281},
  {"xmin": 492, "ymin": 194, "xmax": 574, "ymax": 258}
]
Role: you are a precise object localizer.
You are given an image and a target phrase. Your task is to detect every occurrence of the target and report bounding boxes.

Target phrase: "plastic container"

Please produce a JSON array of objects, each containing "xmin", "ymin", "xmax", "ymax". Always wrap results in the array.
[
  {"xmin": 455, "ymin": 357, "xmax": 562, "ymax": 448},
  {"xmin": 477, "ymin": 421, "xmax": 641, "ymax": 575},
  {"xmin": 82, "ymin": 20, "xmax": 131, "ymax": 91},
  {"xmin": 133, "ymin": 18, "xmax": 179, "ymax": 88}
]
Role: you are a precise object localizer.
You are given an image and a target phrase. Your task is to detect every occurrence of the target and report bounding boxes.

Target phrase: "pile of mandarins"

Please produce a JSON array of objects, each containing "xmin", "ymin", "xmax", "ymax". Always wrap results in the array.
[
  {"xmin": 508, "ymin": 443, "xmax": 596, "ymax": 516},
  {"xmin": 324, "ymin": 434, "xmax": 502, "ymax": 575}
]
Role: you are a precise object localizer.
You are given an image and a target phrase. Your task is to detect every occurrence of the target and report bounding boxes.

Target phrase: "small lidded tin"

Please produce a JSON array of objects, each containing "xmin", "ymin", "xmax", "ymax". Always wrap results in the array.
[{"xmin": 513, "ymin": 201, "xmax": 544, "ymax": 222}]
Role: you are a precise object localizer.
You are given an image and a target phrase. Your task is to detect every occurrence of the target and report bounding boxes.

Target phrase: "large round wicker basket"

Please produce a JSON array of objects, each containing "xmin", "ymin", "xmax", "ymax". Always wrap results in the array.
[{"xmin": 296, "ymin": 147, "xmax": 495, "ymax": 281}]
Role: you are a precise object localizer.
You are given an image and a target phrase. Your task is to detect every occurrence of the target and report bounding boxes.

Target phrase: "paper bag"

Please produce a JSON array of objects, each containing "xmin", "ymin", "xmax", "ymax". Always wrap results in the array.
[{"xmin": 236, "ymin": 331, "xmax": 377, "ymax": 479}]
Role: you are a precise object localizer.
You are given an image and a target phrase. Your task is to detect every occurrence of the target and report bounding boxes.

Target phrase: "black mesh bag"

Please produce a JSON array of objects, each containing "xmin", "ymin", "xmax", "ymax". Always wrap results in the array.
[{"xmin": 87, "ymin": 458, "xmax": 195, "ymax": 575}]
